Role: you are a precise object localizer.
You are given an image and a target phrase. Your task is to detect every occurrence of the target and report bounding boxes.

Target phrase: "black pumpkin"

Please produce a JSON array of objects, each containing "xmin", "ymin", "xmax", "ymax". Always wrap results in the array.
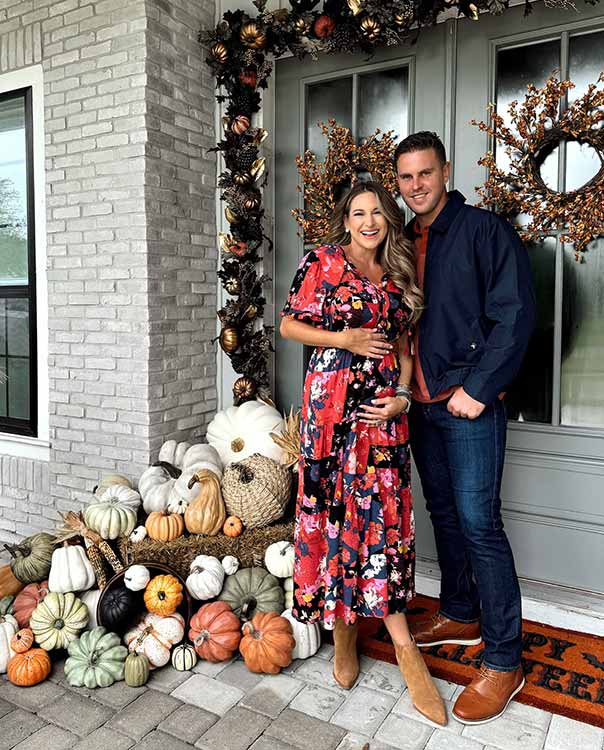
[{"xmin": 98, "ymin": 585, "xmax": 141, "ymax": 634}]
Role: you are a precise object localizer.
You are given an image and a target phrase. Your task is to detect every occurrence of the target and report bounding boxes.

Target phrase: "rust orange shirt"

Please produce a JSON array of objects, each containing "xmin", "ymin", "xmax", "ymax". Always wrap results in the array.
[{"xmin": 412, "ymin": 223, "xmax": 457, "ymax": 404}]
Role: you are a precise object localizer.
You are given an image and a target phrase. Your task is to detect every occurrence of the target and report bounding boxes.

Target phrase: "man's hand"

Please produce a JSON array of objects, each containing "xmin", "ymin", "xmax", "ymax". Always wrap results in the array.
[{"xmin": 447, "ymin": 387, "xmax": 485, "ymax": 420}]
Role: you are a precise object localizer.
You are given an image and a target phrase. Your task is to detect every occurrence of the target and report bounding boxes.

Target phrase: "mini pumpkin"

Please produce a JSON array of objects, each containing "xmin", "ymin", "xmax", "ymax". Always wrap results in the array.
[
  {"xmin": 283, "ymin": 578, "xmax": 294, "ymax": 610},
  {"xmin": 188, "ymin": 601, "xmax": 241, "ymax": 662},
  {"xmin": 129, "ymin": 526, "xmax": 147, "ymax": 544},
  {"xmin": 264, "ymin": 541, "xmax": 295, "ymax": 579},
  {"xmin": 11, "ymin": 628, "xmax": 34, "ymax": 654},
  {"xmin": 239, "ymin": 612, "xmax": 295, "ymax": 674},
  {"xmin": 30, "ymin": 592, "xmax": 89, "ymax": 651},
  {"xmin": 124, "ymin": 651, "xmax": 150, "ymax": 687},
  {"xmin": 145, "ymin": 510, "xmax": 185, "ymax": 542},
  {"xmin": 218, "ymin": 567, "xmax": 284, "ymax": 621},
  {"xmin": 12, "ymin": 581, "xmax": 49, "ymax": 629},
  {"xmin": 221, "ymin": 556, "xmax": 240, "ymax": 576},
  {"xmin": 4, "ymin": 533, "xmax": 56, "ymax": 584},
  {"xmin": 223, "ymin": 516, "xmax": 243, "ymax": 538},
  {"xmin": 185, "ymin": 556, "xmax": 225, "ymax": 601},
  {"xmin": 124, "ymin": 611, "xmax": 185, "ymax": 669},
  {"xmin": 171, "ymin": 642, "xmax": 197, "ymax": 671},
  {"xmin": 124, "ymin": 565, "xmax": 151, "ymax": 592},
  {"xmin": 144, "ymin": 575, "xmax": 183, "ymax": 616},
  {"xmin": 65, "ymin": 626, "xmax": 128, "ymax": 688},
  {"xmin": 7, "ymin": 648, "xmax": 51, "ymax": 686}
]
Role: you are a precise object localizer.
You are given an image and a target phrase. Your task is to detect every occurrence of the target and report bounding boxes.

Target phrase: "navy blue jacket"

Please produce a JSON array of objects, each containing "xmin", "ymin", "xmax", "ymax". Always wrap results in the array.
[{"xmin": 405, "ymin": 190, "xmax": 536, "ymax": 406}]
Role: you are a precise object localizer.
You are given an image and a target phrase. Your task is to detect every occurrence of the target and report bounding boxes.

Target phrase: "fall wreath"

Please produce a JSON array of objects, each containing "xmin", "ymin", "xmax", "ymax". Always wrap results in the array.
[{"xmin": 472, "ymin": 73, "xmax": 604, "ymax": 259}]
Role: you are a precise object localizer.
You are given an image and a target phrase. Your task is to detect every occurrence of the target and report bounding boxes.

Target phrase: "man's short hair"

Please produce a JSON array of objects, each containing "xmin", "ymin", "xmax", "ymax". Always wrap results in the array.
[{"xmin": 393, "ymin": 131, "xmax": 447, "ymax": 168}]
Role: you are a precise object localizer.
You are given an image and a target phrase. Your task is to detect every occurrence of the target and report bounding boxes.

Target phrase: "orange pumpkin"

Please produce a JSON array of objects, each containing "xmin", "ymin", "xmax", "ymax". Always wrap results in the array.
[
  {"xmin": 0, "ymin": 564, "xmax": 24, "ymax": 598},
  {"xmin": 189, "ymin": 601, "xmax": 241, "ymax": 662},
  {"xmin": 223, "ymin": 516, "xmax": 243, "ymax": 538},
  {"xmin": 144, "ymin": 574, "xmax": 183, "ymax": 616},
  {"xmin": 11, "ymin": 628, "xmax": 34, "ymax": 654},
  {"xmin": 145, "ymin": 510, "xmax": 185, "ymax": 541},
  {"xmin": 7, "ymin": 648, "xmax": 51, "ymax": 686},
  {"xmin": 12, "ymin": 581, "xmax": 49, "ymax": 629},
  {"xmin": 239, "ymin": 612, "xmax": 295, "ymax": 674}
]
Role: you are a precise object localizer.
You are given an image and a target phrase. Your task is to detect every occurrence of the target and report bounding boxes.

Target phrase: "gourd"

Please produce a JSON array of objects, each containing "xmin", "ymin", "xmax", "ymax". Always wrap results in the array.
[
  {"xmin": 84, "ymin": 497, "xmax": 137, "ymax": 540},
  {"xmin": 144, "ymin": 575, "xmax": 183, "ymax": 617},
  {"xmin": 30, "ymin": 592, "xmax": 89, "ymax": 650},
  {"xmin": 139, "ymin": 463, "xmax": 181, "ymax": 514},
  {"xmin": 65, "ymin": 626, "xmax": 128, "ymax": 688},
  {"xmin": 124, "ymin": 651, "xmax": 150, "ymax": 687},
  {"xmin": 145, "ymin": 510, "xmax": 185, "ymax": 542},
  {"xmin": 239, "ymin": 612, "xmax": 295, "ymax": 674},
  {"xmin": 281, "ymin": 609, "xmax": 321, "ymax": 660},
  {"xmin": 124, "ymin": 611, "xmax": 185, "ymax": 669},
  {"xmin": 158, "ymin": 439, "xmax": 191, "ymax": 468},
  {"xmin": 97, "ymin": 484, "xmax": 142, "ymax": 512},
  {"xmin": 7, "ymin": 648, "xmax": 51, "ymax": 686},
  {"xmin": 264, "ymin": 541, "xmax": 295, "ymax": 579},
  {"xmin": 124, "ymin": 565, "xmax": 151, "ymax": 592},
  {"xmin": 207, "ymin": 400, "xmax": 285, "ymax": 466},
  {"xmin": 11, "ymin": 628, "xmax": 34, "ymax": 654},
  {"xmin": 283, "ymin": 578, "xmax": 294, "ymax": 610},
  {"xmin": 130, "ymin": 526, "xmax": 147, "ymax": 544},
  {"xmin": 94, "ymin": 474, "xmax": 132, "ymax": 499},
  {"xmin": 3, "ymin": 533, "xmax": 56, "ymax": 583},
  {"xmin": 188, "ymin": 601, "xmax": 241, "ymax": 662},
  {"xmin": 185, "ymin": 555, "xmax": 225, "ymax": 601},
  {"xmin": 223, "ymin": 516, "xmax": 243, "ymax": 538},
  {"xmin": 0, "ymin": 564, "xmax": 24, "ymax": 598},
  {"xmin": 80, "ymin": 589, "xmax": 102, "ymax": 630},
  {"xmin": 171, "ymin": 642, "xmax": 197, "ymax": 671},
  {"xmin": 183, "ymin": 470, "xmax": 226, "ymax": 535},
  {"xmin": 0, "ymin": 613, "xmax": 18, "ymax": 672},
  {"xmin": 12, "ymin": 581, "xmax": 49, "ymax": 628},
  {"xmin": 218, "ymin": 567, "xmax": 283, "ymax": 621},
  {"xmin": 48, "ymin": 544, "xmax": 96, "ymax": 593},
  {"xmin": 98, "ymin": 586, "xmax": 141, "ymax": 633},
  {"xmin": 222, "ymin": 556, "xmax": 239, "ymax": 576}
]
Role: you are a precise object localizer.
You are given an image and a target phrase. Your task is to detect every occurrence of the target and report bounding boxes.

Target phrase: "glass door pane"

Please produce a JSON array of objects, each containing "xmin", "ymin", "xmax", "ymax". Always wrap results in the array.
[
  {"xmin": 306, "ymin": 77, "xmax": 353, "ymax": 159},
  {"xmin": 358, "ymin": 67, "xmax": 409, "ymax": 142}
]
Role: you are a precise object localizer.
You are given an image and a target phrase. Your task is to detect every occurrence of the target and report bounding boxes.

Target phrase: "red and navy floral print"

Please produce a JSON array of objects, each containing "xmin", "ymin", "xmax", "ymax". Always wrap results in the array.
[{"xmin": 280, "ymin": 244, "xmax": 415, "ymax": 629}]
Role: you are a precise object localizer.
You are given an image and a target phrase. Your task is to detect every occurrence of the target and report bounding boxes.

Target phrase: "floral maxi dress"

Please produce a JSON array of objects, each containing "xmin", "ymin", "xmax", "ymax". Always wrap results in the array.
[{"xmin": 280, "ymin": 244, "xmax": 415, "ymax": 629}]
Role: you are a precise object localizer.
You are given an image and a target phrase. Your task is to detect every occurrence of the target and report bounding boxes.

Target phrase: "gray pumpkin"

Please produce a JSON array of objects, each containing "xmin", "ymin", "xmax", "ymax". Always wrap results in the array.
[
  {"xmin": 4, "ymin": 533, "xmax": 56, "ymax": 584},
  {"xmin": 218, "ymin": 567, "xmax": 283, "ymax": 621}
]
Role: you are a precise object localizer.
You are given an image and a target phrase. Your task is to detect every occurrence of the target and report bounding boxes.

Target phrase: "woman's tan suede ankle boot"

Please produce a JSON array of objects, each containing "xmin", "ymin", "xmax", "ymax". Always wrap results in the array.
[
  {"xmin": 333, "ymin": 619, "xmax": 360, "ymax": 689},
  {"xmin": 395, "ymin": 640, "xmax": 447, "ymax": 726}
]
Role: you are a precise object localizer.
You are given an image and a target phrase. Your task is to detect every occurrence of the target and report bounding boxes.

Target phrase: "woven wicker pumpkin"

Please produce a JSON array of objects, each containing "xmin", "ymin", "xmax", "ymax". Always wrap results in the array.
[{"xmin": 221, "ymin": 454, "xmax": 292, "ymax": 530}]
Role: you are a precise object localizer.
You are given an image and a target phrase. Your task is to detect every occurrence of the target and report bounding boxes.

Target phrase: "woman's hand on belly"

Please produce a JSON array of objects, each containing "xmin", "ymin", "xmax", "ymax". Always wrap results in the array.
[{"xmin": 340, "ymin": 328, "xmax": 393, "ymax": 359}]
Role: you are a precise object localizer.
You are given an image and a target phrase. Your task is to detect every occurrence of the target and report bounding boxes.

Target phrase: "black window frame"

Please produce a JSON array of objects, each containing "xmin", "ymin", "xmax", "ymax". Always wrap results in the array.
[{"xmin": 0, "ymin": 86, "xmax": 37, "ymax": 438}]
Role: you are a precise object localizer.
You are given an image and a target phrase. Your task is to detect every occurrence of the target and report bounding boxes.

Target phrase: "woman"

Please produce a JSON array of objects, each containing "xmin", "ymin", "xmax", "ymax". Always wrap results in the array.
[{"xmin": 280, "ymin": 181, "xmax": 446, "ymax": 725}]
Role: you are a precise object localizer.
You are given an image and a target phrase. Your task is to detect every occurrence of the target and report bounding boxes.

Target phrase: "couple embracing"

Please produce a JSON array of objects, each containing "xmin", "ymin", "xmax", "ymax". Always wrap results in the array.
[{"xmin": 279, "ymin": 131, "xmax": 536, "ymax": 726}]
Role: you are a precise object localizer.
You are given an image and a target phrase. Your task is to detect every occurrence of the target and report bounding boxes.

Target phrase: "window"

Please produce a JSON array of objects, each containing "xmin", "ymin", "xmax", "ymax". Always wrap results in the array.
[
  {"xmin": 0, "ymin": 88, "xmax": 37, "ymax": 437},
  {"xmin": 495, "ymin": 29, "xmax": 604, "ymax": 429}
]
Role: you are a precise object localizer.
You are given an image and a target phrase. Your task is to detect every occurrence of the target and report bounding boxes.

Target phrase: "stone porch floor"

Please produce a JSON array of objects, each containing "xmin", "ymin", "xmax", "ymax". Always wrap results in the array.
[{"xmin": 1, "ymin": 644, "xmax": 603, "ymax": 750}]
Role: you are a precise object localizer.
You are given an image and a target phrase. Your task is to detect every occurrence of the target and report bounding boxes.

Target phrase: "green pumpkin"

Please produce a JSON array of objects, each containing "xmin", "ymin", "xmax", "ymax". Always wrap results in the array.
[
  {"xmin": 4, "ymin": 533, "xmax": 56, "ymax": 584},
  {"xmin": 124, "ymin": 651, "xmax": 150, "ymax": 687},
  {"xmin": 0, "ymin": 596, "xmax": 14, "ymax": 617},
  {"xmin": 218, "ymin": 567, "xmax": 283, "ymax": 621},
  {"xmin": 65, "ymin": 626, "xmax": 127, "ymax": 688},
  {"xmin": 30, "ymin": 591, "xmax": 89, "ymax": 651}
]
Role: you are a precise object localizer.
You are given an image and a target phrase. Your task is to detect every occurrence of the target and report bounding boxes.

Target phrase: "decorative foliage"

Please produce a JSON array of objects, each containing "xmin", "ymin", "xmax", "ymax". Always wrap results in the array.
[{"xmin": 472, "ymin": 73, "xmax": 604, "ymax": 258}]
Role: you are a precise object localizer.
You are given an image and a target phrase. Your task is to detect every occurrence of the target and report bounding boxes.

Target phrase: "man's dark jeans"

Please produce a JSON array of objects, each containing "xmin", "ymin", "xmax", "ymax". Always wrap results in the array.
[{"xmin": 409, "ymin": 398, "xmax": 523, "ymax": 671}]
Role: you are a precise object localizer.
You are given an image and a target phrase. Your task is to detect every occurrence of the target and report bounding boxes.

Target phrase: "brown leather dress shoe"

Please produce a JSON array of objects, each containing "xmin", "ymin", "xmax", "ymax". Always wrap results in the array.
[
  {"xmin": 452, "ymin": 665, "xmax": 525, "ymax": 724},
  {"xmin": 411, "ymin": 612, "xmax": 482, "ymax": 648}
]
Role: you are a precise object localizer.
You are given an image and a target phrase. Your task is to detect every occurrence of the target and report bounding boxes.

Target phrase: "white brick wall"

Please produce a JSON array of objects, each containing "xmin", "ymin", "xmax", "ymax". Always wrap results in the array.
[{"xmin": 0, "ymin": 0, "xmax": 217, "ymax": 542}]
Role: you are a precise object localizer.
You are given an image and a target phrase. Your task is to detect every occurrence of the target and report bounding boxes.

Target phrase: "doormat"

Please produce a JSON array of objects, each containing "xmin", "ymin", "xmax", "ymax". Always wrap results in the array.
[{"xmin": 356, "ymin": 594, "xmax": 604, "ymax": 728}]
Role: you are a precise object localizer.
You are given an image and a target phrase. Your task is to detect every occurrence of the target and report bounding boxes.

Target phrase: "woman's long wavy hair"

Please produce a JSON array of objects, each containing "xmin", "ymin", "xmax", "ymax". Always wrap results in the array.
[{"xmin": 324, "ymin": 181, "xmax": 423, "ymax": 324}]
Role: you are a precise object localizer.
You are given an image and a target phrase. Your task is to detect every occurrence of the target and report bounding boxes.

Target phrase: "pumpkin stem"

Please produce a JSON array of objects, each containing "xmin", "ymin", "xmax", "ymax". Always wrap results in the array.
[
  {"xmin": 187, "ymin": 473, "xmax": 200, "ymax": 490},
  {"xmin": 240, "ymin": 597, "xmax": 256, "ymax": 622},
  {"xmin": 2, "ymin": 543, "xmax": 20, "ymax": 559}
]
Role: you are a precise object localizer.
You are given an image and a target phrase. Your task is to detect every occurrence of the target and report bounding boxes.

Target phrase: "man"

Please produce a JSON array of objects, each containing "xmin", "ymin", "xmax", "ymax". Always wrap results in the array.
[{"xmin": 394, "ymin": 131, "xmax": 536, "ymax": 724}]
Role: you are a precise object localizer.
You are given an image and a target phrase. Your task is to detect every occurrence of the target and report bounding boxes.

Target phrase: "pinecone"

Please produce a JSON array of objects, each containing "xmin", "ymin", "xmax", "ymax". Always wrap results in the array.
[
  {"xmin": 329, "ymin": 22, "xmax": 359, "ymax": 51},
  {"xmin": 230, "ymin": 88, "xmax": 260, "ymax": 117},
  {"xmin": 237, "ymin": 145, "xmax": 259, "ymax": 173}
]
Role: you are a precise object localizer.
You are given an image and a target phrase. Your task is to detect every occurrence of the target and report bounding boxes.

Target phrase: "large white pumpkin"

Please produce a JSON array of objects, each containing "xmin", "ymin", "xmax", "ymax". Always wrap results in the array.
[
  {"xmin": 0, "ymin": 613, "xmax": 18, "ymax": 673},
  {"xmin": 138, "ymin": 464, "xmax": 179, "ymax": 514},
  {"xmin": 264, "ymin": 541, "xmax": 295, "ymax": 578},
  {"xmin": 168, "ymin": 444, "xmax": 223, "ymax": 512},
  {"xmin": 207, "ymin": 400, "xmax": 285, "ymax": 466},
  {"xmin": 281, "ymin": 608, "xmax": 321, "ymax": 660},
  {"xmin": 124, "ymin": 611, "xmax": 185, "ymax": 669},
  {"xmin": 158, "ymin": 440, "xmax": 191, "ymax": 469},
  {"xmin": 48, "ymin": 545, "xmax": 96, "ymax": 593},
  {"xmin": 185, "ymin": 555, "xmax": 225, "ymax": 601}
]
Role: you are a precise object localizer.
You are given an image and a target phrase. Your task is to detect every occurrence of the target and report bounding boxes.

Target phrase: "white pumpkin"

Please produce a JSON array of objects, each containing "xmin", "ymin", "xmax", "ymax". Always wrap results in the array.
[
  {"xmin": 185, "ymin": 555, "xmax": 225, "ymax": 601},
  {"xmin": 221, "ymin": 556, "xmax": 240, "ymax": 575},
  {"xmin": 207, "ymin": 400, "xmax": 285, "ymax": 466},
  {"xmin": 265, "ymin": 541, "xmax": 295, "ymax": 578},
  {"xmin": 84, "ymin": 498, "xmax": 137, "ymax": 540},
  {"xmin": 158, "ymin": 439, "xmax": 191, "ymax": 469},
  {"xmin": 138, "ymin": 464, "xmax": 179, "ymax": 514},
  {"xmin": 80, "ymin": 589, "xmax": 102, "ymax": 630},
  {"xmin": 168, "ymin": 444, "xmax": 223, "ymax": 510},
  {"xmin": 124, "ymin": 611, "xmax": 185, "ymax": 669},
  {"xmin": 166, "ymin": 493, "xmax": 189, "ymax": 515},
  {"xmin": 182, "ymin": 444, "xmax": 223, "ymax": 477},
  {"xmin": 99, "ymin": 484, "xmax": 141, "ymax": 512},
  {"xmin": 130, "ymin": 526, "xmax": 147, "ymax": 543},
  {"xmin": 171, "ymin": 642, "xmax": 197, "ymax": 671},
  {"xmin": 0, "ymin": 613, "xmax": 18, "ymax": 673},
  {"xmin": 124, "ymin": 565, "xmax": 151, "ymax": 592},
  {"xmin": 284, "ymin": 577, "xmax": 294, "ymax": 610},
  {"xmin": 49, "ymin": 544, "xmax": 96, "ymax": 593},
  {"xmin": 281, "ymin": 608, "xmax": 321, "ymax": 660}
]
